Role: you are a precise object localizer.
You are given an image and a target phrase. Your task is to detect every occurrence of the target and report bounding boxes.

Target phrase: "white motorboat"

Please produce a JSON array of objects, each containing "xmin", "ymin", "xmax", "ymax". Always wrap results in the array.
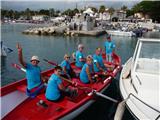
[
  {"xmin": 119, "ymin": 38, "xmax": 160, "ymax": 120},
  {"xmin": 106, "ymin": 30, "xmax": 136, "ymax": 37}
]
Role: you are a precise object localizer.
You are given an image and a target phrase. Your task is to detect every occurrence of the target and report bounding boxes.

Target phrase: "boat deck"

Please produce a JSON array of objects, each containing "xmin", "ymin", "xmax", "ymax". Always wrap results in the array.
[{"xmin": 3, "ymin": 77, "xmax": 111, "ymax": 120}]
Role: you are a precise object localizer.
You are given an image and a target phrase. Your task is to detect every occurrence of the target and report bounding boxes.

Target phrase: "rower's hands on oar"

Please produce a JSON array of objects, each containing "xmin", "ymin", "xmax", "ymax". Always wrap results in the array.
[{"xmin": 71, "ymin": 81, "xmax": 78, "ymax": 87}]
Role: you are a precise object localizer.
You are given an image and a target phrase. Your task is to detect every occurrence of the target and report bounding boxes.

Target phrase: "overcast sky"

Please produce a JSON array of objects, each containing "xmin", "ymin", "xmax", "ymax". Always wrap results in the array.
[{"xmin": 1, "ymin": 0, "xmax": 141, "ymax": 11}]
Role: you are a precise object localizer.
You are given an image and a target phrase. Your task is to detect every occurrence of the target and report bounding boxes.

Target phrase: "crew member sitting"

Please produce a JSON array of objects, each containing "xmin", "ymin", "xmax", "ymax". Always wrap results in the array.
[
  {"xmin": 93, "ymin": 47, "xmax": 106, "ymax": 72},
  {"xmin": 60, "ymin": 54, "xmax": 75, "ymax": 78},
  {"xmin": 45, "ymin": 66, "xmax": 77, "ymax": 102},
  {"xmin": 75, "ymin": 44, "xmax": 86, "ymax": 68},
  {"xmin": 80, "ymin": 55, "xmax": 97, "ymax": 84}
]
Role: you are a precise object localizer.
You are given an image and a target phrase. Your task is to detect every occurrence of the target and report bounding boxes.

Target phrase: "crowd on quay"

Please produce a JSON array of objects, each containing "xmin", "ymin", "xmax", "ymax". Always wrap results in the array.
[{"xmin": 16, "ymin": 34, "xmax": 115, "ymax": 106}]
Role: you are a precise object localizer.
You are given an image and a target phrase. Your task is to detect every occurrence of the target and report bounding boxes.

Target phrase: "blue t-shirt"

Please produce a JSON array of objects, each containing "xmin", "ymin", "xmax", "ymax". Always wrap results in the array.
[
  {"xmin": 93, "ymin": 54, "xmax": 105, "ymax": 72},
  {"xmin": 60, "ymin": 60, "xmax": 71, "ymax": 74},
  {"xmin": 26, "ymin": 63, "xmax": 41, "ymax": 90},
  {"xmin": 80, "ymin": 63, "xmax": 93, "ymax": 83},
  {"xmin": 105, "ymin": 41, "xmax": 115, "ymax": 55},
  {"xmin": 75, "ymin": 50, "xmax": 85, "ymax": 68},
  {"xmin": 45, "ymin": 74, "xmax": 62, "ymax": 101}
]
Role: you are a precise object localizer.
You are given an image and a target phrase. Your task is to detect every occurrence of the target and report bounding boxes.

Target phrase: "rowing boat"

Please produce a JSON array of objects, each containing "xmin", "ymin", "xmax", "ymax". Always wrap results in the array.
[{"xmin": 1, "ymin": 52, "xmax": 121, "ymax": 120}]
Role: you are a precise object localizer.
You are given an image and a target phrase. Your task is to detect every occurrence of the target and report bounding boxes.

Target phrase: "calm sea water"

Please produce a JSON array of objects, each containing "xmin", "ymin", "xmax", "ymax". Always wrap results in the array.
[{"xmin": 1, "ymin": 23, "xmax": 159, "ymax": 120}]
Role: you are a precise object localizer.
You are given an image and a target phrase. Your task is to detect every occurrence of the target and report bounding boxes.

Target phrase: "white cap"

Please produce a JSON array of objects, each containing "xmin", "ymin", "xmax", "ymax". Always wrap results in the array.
[
  {"xmin": 30, "ymin": 56, "xmax": 40, "ymax": 62},
  {"xmin": 78, "ymin": 44, "xmax": 84, "ymax": 49}
]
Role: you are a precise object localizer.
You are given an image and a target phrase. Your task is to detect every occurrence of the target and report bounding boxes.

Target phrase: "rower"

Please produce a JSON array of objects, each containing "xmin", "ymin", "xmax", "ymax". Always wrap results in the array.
[
  {"xmin": 16, "ymin": 43, "xmax": 46, "ymax": 98},
  {"xmin": 93, "ymin": 47, "xmax": 106, "ymax": 72},
  {"xmin": 45, "ymin": 66, "xmax": 77, "ymax": 102},
  {"xmin": 93, "ymin": 47, "xmax": 114, "ymax": 74},
  {"xmin": 80, "ymin": 55, "xmax": 97, "ymax": 84},
  {"xmin": 75, "ymin": 44, "xmax": 86, "ymax": 68},
  {"xmin": 60, "ymin": 54, "xmax": 76, "ymax": 78}
]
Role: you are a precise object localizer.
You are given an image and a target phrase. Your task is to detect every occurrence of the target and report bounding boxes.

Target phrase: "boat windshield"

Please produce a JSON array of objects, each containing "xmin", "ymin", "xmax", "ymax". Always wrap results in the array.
[{"xmin": 135, "ymin": 41, "xmax": 160, "ymax": 74}]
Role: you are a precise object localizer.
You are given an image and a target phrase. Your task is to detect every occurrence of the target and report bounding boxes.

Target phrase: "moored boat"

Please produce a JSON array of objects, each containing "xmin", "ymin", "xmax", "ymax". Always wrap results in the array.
[
  {"xmin": 1, "ymin": 53, "xmax": 121, "ymax": 120},
  {"xmin": 119, "ymin": 38, "xmax": 160, "ymax": 119},
  {"xmin": 106, "ymin": 30, "xmax": 136, "ymax": 37}
]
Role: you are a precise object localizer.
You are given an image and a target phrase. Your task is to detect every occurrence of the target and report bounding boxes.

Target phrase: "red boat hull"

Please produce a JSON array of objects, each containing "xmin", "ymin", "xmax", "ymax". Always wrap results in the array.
[{"xmin": 1, "ymin": 53, "xmax": 121, "ymax": 120}]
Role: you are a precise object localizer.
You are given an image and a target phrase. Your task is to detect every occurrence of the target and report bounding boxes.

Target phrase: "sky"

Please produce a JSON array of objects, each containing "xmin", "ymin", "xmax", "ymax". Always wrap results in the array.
[{"xmin": 1, "ymin": 0, "xmax": 141, "ymax": 11}]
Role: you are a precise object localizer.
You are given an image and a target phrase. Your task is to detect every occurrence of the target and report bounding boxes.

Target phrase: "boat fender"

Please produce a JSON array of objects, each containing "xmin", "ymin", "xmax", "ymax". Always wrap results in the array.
[
  {"xmin": 122, "ymin": 69, "xmax": 131, "ymax": 79},
  {"xmin": 114, "ymin": 100, "xmax": 126, "ymax": 120}
]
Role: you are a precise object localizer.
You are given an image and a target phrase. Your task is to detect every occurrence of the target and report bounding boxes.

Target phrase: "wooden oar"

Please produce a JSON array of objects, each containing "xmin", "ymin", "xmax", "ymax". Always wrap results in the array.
[
  {"xmin": 59, "ymin": 76, "xmax": 118, "ymax": 103},
  {"xmin": 43, "ymin": 59, "xmax": 58, "ymax": 66},
  {"xmin": 12, "ymin": 63, "xmax": 26, "ymax": 72}
]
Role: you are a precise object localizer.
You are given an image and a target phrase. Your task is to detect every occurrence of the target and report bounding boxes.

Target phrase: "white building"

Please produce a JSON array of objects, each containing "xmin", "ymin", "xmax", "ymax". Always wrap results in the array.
[
  {"xmin": 112, "ymin": 10, "xmax": 126, "ymax": 20},
  {"xmin": 32, "ymin": 15, "xmax": 49, "ymax": 21},
  {"xmin": 100, "ymin": 8, "xmax": 111, "ymax": 21}
]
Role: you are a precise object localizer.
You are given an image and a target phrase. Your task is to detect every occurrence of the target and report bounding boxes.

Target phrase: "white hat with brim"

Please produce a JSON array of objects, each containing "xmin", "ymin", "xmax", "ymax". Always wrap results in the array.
[
  {"xmin": 78, "ymin": 44, "xmax": 84, "ymax": 49},
  {"xmin": 30, "ymin": 56, "xmax": 40, "ymax": 62}
]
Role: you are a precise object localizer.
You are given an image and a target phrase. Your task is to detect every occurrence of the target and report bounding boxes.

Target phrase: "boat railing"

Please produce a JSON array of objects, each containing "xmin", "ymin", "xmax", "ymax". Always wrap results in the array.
[{"xmin": 127, "ymin": 93, "xmax": 160, "ymax": 119}]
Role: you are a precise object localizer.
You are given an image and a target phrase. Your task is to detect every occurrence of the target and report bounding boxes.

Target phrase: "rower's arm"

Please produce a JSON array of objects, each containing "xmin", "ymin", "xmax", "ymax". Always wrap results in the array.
[
  {"xmin": 16, "ymin": 43, "xmax": 26, "ymax": 68},
  {"xmin": 62, "ymin": 66, "xmax": 67, "ymax": 74},
  {"xmin": 41, "ymin": 74, "xmax": 48, "ymax": 83},
  {"xmin": 96, "ymin": 62, "xmax": 103, "ymax": 71},
  {"xmin": 80, "ymin": 58, "xmax": 86, "ymax": 62},
  {"xmin": 58, "ymin": 83, "xmax": 66, "ymax": 91},
  {"xmin": 86, "ymin": 66, "xmax": 92, "ymax": 83}
]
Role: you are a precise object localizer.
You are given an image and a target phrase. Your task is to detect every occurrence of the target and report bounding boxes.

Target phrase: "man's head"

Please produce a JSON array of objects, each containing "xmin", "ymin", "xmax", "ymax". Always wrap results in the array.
[
  {"xmin": 30, "ymin": 56, "xmax": 40, "ymax": 66},
  {"xmin": 96, "ymin": 47, "xmax": 102, "ymax": 55},
  {"xmin": 106, "ymin": 34, "xmax": 111, "ymax": 41},
  {"xmin": 78, "ymin": 44, "xmax": 84, "ymax": 52},
  {"xmin": 54, "ymin": 66, "xmax": 62, "ymax": 75}
]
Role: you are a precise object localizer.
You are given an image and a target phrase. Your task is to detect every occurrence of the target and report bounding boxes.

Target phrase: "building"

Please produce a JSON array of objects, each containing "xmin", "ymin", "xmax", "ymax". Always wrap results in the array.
[
  {"xmin": 112, "ymin": 10, "xmax": 126, "ymax": 21},
  {"xmin": 32, "ymin": 15, "xmax": 49, "ymax": 21},
  {"xmin": 99, "ymin": 8, "xmax": 111, "ymax": 21}
]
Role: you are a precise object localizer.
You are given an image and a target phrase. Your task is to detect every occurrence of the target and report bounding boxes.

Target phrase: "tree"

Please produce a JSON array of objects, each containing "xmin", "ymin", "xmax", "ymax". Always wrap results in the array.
[
  {"xmin": 99, "ymin": 5, "xmax": 105, "ymax": 13},
  {"xmin": 25, "ymin": 8, "xmax": 31, "ymax": 20},
  {"xmin": 49, "ymin": 8, "xmax": 55, "ymax": 17},
  {"xmin": 73, "ymin": 8, "xmax": 79, "ymax": 15},
  {"xmin": 91, "ymin": 7, "xmax": 98, "ymax": 13},
  {"xmin": 108, "ymin": 7, "xmax": 115, "ymax": 21},
  {"xmin": 121, "ymin": 5, "xmax": 128, "ymax": 11},
  {"xmin": 62, "ymin": 9, "xmax": 74, "ymax": 17},
  {"xmin": 126, "ymin": 9, "xmax": 134, "ymax": 17},
  {"xmin": 131, "ymin": 1, "xmax": 160, "ymax": 22},
  {"xmin": 39, "ymin": 9, "xmax": 49, "ymax": 16}
]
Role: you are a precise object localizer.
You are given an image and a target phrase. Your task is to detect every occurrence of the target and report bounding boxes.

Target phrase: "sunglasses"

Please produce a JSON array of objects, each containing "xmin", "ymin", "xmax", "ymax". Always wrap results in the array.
[{"xmin": 57, "ymin": 70, "xmax": 62, "ymax": 73}]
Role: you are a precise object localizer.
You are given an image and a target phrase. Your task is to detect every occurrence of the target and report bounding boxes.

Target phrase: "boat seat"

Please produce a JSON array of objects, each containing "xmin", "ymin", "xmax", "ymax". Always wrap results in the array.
[
  {"xmin": 17, "ymin": 85, "xmax": 27, "ymax": 93},
  {"xmin": 37, "ymin": 93, "xmax": 75, "ymax": 109}
]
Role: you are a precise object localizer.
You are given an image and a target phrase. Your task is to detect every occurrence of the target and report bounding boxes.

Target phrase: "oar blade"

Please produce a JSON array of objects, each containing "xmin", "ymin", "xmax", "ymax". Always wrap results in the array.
[{"xmin": 43, "ymin": 59, "xmax": 58, "ymax": 66}]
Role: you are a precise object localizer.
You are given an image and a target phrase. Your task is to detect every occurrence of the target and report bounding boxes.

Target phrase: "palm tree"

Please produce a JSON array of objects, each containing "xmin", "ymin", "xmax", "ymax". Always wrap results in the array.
[{"xmin": 99, "ymin": 5, "xmax": 105, "ymax": 13}]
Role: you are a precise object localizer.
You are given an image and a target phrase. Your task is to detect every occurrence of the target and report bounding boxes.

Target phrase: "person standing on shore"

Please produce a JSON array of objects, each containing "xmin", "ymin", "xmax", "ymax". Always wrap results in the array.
[
  {"xmin": 104, "ymin": 34, "xmax": 115, "ymax": 62},
  {"xmin": 16, "ymin": 43, "xmax": 45, "ymax": 98}
]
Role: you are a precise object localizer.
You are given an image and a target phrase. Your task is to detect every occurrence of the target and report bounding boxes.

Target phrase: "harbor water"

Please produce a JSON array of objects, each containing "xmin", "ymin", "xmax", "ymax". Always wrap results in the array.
[{"xmin": 1, "ymin": 24, "xmax": 159, "ymax": 120}]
